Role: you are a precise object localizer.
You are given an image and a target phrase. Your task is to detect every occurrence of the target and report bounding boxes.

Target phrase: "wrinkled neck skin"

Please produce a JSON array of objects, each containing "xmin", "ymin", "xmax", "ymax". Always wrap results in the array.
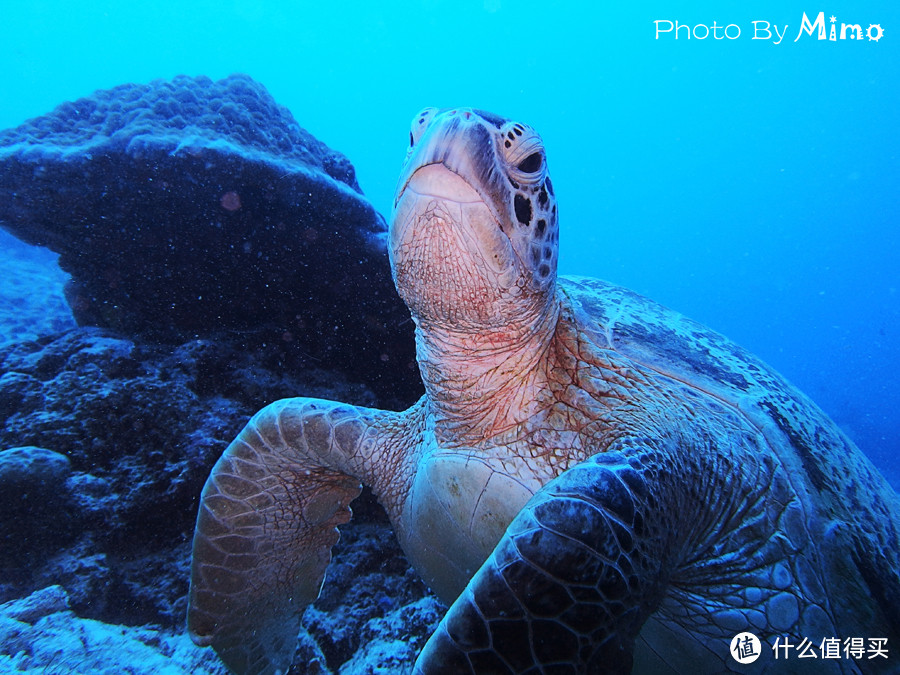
[
  {"xmin": 390, "ymin": 149, "xmax": 563, "ymax": 447},
  {"xmin": 414, "ymin": 293, "xmax": 561, "ymax": 446}
]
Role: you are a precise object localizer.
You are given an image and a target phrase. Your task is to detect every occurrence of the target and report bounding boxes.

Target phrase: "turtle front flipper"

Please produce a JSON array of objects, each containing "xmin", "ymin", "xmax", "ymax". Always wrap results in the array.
[
  {"xmin": 413, "ymin": 449, "xmax": 673, "ymax": 675},
  {"xmin": 187, "ymin": 397, "xmax": 389, "ymax": 675}
]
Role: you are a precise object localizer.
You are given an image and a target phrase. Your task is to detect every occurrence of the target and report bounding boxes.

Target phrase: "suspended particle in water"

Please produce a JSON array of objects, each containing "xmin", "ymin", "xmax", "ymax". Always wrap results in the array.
[{"xmin": 220, "ymin": 191, "xmax": 242, "ymax": 211}]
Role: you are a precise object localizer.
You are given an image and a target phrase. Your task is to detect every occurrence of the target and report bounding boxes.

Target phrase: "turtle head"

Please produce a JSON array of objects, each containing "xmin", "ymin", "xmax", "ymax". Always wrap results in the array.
[{"xmin": 390, "ymin": 107, "xmax": 559, "ymax": 329}]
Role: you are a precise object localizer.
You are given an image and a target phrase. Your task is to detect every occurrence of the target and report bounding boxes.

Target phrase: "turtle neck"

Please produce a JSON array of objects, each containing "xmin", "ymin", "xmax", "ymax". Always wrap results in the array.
[{"xmin": 412, "ymin": 293, "xmax": 562, "ymax": 446}]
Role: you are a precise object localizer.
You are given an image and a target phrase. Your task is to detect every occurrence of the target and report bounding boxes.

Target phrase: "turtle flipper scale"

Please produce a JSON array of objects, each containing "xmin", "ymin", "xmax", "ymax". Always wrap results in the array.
[
  {"xmin": 188, "ymin": 397, "xmax": 381, "ymax": 675},
  {"xmin": 413, "ymin": 451, "xmax": 669, "ymax": 675}
]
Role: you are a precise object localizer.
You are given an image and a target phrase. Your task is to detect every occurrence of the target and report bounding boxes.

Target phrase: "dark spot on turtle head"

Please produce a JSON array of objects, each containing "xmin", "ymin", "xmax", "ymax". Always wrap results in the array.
[
  {"xmin": 538, "ymin": 263, "xmax": 550, "ymax": 278},
  {"xmin": 464, "ymin": 124, "xmax": 497, "ymax": 187},
  {"xmin": 543, "ymin": 246, "xmax": 552, "ymax": 260},
  {"xmin": 530, "ymin": 247, "xmax": 540, "ymax": 264},
  {"xmin": 545, "ymin": 177, "xmax": 554, "ymax": 196},
  {"xmin": 538, "ymin": 186, "xmax": 548, "ymax": 207},
  {"xmin": 508, "ymin": 177, "xmax": 520, "ymax": 189},
  {"xmin": 505, "ymin": 139, "xmax": 511, "ymax": 148},
  {"xmin": 474, "ymin": 109, "xmax": 505, "ymax": 129},
  {"xmin": 507, "ymin": 131, "xmax": 516, "ymax": 141},
  {"xmin": 514, "ymin": 193, "xmax": 532, "ymax": 226},
  {"xmin": 468, "ymin": 122, "xmax": 491, "ymax": 152},
  {"xmin": 513, "ymin": 124, "xmax": 524, "ymax": 136},
  {"xmin": 536, "ymin": 219, "xmax": 546, "ymax": 236},
  {"xmin": 409, "ymin": 131, "xmax": 414, "ymax": 147},
  {"xmin": 443, "ymin": 115, "xmax": 462, "ymax": 137}
]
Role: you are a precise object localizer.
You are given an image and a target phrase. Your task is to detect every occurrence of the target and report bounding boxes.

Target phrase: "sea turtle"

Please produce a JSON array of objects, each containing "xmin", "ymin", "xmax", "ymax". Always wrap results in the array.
[{"xmin": 187, "ymin": 107, "xmax": 900, "ymax": 674}]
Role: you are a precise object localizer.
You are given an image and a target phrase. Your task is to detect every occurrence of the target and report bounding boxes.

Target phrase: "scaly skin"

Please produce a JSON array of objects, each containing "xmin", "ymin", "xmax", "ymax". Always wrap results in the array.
[
  {"xmin": 187, "ymin": 398, "xmax": 414, "ymax": 675},
  {"xmin": 188, "ymin": 108, "xmax": 900, "ymax": 674},
  {"xmin": 406, "ymin": 284, "xmax": 900, "ymax": 673}
]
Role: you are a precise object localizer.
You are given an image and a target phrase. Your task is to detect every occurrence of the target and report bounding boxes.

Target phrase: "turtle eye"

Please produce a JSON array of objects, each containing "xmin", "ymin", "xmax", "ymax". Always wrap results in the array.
[
  {"xmin": 500, "ymin": 120, "xmax": 546, "ymax": 184},
  {"xmin": 410, "ymin": 107, "xmax": 439, "ymax": 147},
  {"xmin": 517, "ymin": 152, "xmax": 543, "ymax": 173}
]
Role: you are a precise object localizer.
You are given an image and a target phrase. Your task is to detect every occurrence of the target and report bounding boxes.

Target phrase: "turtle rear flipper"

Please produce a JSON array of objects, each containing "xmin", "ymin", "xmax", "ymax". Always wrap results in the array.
[{"xmin": 187, "ymin": 398, "xmax": 380, "ymax": 675}]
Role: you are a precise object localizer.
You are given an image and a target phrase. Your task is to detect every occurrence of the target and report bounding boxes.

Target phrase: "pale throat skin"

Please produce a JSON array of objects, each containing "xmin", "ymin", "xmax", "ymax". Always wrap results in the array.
[
  {"xmin": 390, "ymin": 108, "xmax": 563, "ymax": 449},
  {"xmin": 387, "ymin": 108, "xmax": 597, "ymax": 600}
]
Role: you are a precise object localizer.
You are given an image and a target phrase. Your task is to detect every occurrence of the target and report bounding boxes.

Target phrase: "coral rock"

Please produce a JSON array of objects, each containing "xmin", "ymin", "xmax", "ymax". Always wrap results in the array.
[{"xmin": 0, "ymin": 74, "xmax": 418, "ymax": 400}]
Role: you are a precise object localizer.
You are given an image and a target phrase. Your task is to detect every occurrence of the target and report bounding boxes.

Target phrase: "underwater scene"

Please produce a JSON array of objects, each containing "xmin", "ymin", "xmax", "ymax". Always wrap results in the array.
[{"xmin": 0, "ymin": 1, "xmax": 897, "ymax": 674}]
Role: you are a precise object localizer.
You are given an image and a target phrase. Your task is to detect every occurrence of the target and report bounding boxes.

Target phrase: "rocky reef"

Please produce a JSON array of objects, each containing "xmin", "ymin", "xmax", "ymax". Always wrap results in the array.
[
  {"xmin": 0, "ymin": 76, "xmax": 432, "ymax": 673},
  {"xmin": 0, "ymin": 231, "xmax": 75, "ymax": 346},
  {"xmin": 0, "ymin": 74, "xmax": 419, "ymax": 403}
]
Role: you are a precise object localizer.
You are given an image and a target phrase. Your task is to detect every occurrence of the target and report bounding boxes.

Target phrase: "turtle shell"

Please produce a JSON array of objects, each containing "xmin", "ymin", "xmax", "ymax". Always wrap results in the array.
[{"xmin": 561, "ymin": 274, "xmax": 900, "ymax": 625}]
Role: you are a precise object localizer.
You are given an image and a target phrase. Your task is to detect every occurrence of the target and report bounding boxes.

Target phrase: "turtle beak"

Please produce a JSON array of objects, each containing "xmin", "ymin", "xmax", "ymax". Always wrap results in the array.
[
  {"xmin": 403, "ymin": 164, "xmax": 482, "ymax": 203},
  {"xmin": 392, "ymin": 108, "xmax": 499, "ymax": 213}
]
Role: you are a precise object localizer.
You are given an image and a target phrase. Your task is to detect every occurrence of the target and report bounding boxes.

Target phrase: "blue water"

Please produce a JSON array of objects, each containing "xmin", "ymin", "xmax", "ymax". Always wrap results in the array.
[{"xmin": 1, "ymin": 0, "xmax": 897, "ymax": 494}]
